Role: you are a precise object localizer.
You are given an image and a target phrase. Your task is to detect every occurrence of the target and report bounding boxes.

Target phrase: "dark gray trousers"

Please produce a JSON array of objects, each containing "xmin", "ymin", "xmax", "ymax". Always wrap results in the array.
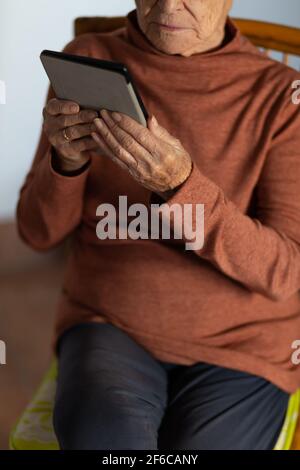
[{"xmin": 53, "ymin": 323, "xmax": 289, "ymax": 450}]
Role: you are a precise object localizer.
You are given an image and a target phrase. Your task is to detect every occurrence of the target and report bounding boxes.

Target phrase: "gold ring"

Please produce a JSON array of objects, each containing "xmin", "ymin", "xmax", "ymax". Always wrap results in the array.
[{"xmin": 63, "ymin": 128, "xmax": 71, "ymax": 142}]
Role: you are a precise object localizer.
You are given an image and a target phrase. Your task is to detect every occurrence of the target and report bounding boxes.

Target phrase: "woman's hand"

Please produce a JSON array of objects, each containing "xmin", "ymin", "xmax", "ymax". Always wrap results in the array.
[
  {"xmin": 91, "ymin": 110, "xmax": 193, "ymax": 194},
  {"xmin": 43, "ymin": 98, "xmax": 99, "ymax": 172}
]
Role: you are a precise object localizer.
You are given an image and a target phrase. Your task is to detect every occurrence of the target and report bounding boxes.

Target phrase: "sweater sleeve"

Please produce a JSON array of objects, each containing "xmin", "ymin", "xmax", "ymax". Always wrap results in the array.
[
  {"xmin": 16, "ymin": 37, "xmax": 92, "ymax": 252},
  {"xmin": 151, "ymin": 87, "xmax": 300, "ymax": 302}
]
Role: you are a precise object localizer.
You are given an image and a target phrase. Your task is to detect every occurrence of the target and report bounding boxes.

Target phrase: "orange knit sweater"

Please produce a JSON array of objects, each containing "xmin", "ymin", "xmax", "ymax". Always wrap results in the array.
[{"xmin": 16, "ymin": 10, "xmax": 300, "ymax": 393}]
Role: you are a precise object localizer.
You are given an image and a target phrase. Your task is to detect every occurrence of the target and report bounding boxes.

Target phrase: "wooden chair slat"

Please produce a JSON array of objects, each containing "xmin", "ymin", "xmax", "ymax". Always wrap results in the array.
[
  {"xmin": 283, "ymin": 52, "xmax": 289, "ymax": 65},
  {"xmin": 233, "ymin": 18, "xmax": 300, "ymax": 57},
  {"xmin": 75, "ymin": 16, "xmax": 126, "ymax": 36}
]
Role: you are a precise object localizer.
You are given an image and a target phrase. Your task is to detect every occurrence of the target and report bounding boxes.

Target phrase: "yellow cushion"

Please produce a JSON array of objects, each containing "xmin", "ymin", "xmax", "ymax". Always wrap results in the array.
[{"xmin": 9, "ymin": 360, "xmax": 59, "ymax": 450}]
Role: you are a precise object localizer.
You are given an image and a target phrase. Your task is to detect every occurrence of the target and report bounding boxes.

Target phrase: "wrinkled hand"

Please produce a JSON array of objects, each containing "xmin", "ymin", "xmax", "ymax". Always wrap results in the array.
[
  {"xmin": 91, "ymin": 110, "xmax": 193, "ymax": 194},
  {"xmin": 43, "ymin": 99, "xmax": 99, "ymax": 172}
]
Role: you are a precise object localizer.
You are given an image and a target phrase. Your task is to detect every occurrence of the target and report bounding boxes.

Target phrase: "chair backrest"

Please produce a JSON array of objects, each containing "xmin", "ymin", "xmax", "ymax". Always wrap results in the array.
[
  {"xmin": 233, "ymin": 18, "xmax": 300, "ymax": 65},
  {"xmin": 75, "ymin": 16, "xmax": 126, "ymax": 36},
  {"xmin": 75, "ymin": 16, "xmax": 300, "ymax": 66}
]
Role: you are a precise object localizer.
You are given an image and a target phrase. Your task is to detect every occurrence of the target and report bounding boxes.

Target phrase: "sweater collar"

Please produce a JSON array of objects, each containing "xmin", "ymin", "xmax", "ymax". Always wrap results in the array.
[{"xmin": 125, "ymin": 9, "xmax": 243, "ymax": 70}]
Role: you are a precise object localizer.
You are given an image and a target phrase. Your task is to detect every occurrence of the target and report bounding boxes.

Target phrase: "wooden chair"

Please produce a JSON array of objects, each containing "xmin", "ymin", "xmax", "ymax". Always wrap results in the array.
[
  {"xmin": 75, "ymin": 16, "xmax": 300, "ymax": 66},
  {"xmin": 9, "ymin": 15, "xmax": 300, "ymax": 451}
]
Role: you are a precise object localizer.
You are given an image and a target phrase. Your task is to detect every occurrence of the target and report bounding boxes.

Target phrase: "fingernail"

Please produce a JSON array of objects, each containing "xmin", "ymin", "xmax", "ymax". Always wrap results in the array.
[
  {"xmin": 71, "ymin": 104, "xmax": 79, "ymax": 112},
  {"xmin": 95, "ymin": 118, "xmax": 104, "ymax": 128},
  {"xmin": 151, "ymin": 115, "xmax": 158, "ymax": 126},
  {"xmin": 112, "ymin": 112, "xmax": 122, "ymax": 122}
]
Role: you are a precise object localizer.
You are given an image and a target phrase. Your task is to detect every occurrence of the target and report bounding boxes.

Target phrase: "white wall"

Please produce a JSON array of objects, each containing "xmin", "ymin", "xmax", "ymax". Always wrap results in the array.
[
  {"xmin": 231, "ymin": 0, "xmax": 300, "ymax": 26},
  {"xmin": 1, "ymin": 0, "xmax": 300, "ymax": 220}
]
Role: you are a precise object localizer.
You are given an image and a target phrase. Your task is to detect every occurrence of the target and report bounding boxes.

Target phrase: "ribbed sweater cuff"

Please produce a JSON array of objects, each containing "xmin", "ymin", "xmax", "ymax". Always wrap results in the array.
[
  {"xmin": 37, "ymin": 146, "xmax": 91, "ymax": 198},
  {"xmin": 148, "ymin": 162, "xmax": 225, "ymax": 249}
]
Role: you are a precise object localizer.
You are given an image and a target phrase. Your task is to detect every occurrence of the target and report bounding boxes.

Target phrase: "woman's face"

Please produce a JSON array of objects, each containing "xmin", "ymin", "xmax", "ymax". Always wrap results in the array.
[{"xmin": 135, "ymin": 0, "xmax": 233, "ymax": 56}]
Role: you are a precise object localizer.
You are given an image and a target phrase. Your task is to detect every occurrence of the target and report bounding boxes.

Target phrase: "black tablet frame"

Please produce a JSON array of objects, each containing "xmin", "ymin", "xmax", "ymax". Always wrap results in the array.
[{"xmin": 40, "ymin": 49, "xmax": 149, "ymax": 122}]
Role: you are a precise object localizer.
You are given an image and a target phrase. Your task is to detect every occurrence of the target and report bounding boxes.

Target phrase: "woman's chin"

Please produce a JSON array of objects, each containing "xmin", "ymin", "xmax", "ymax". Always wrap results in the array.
[{"xmin": 150, "ymin": 36, "xmax": 193, "ymax": 56}]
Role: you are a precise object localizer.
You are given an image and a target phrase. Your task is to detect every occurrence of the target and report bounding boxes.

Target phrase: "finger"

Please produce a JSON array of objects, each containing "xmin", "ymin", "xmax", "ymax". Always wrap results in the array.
[
  {"xmin": 56, "ymin": 122, "xmax": 97, "ymax": 145},
  {"xmin": 99, "ymin": 110, "xmax": 154, "ymax": 164},
  {"xmin": 91, "ymin": 132, "xmax": 129, "ymax": 172},
  {"xmin": 69, "ymin": 136, "xmax": 99, "ymax": 154},
  {"xmin": 94, "ymin": 117, "xmax": 139, "ymax": 169},
  {"xmin": 46, "ymin": 98, "xmax": 80, "ymax": 116},
  {"xmin": 56, "ymin": 110, "xmax": 99, "ymax": 130},
  {"xmin": 107, "ymin": 111, "xmax": 161, "ymax": 155}
]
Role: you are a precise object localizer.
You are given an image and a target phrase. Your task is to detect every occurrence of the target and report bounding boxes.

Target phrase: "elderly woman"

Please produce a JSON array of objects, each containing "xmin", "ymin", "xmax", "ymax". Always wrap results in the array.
[{"xmin": 16, "ymin": 0, "xmax": 300, "ymax": 450}]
